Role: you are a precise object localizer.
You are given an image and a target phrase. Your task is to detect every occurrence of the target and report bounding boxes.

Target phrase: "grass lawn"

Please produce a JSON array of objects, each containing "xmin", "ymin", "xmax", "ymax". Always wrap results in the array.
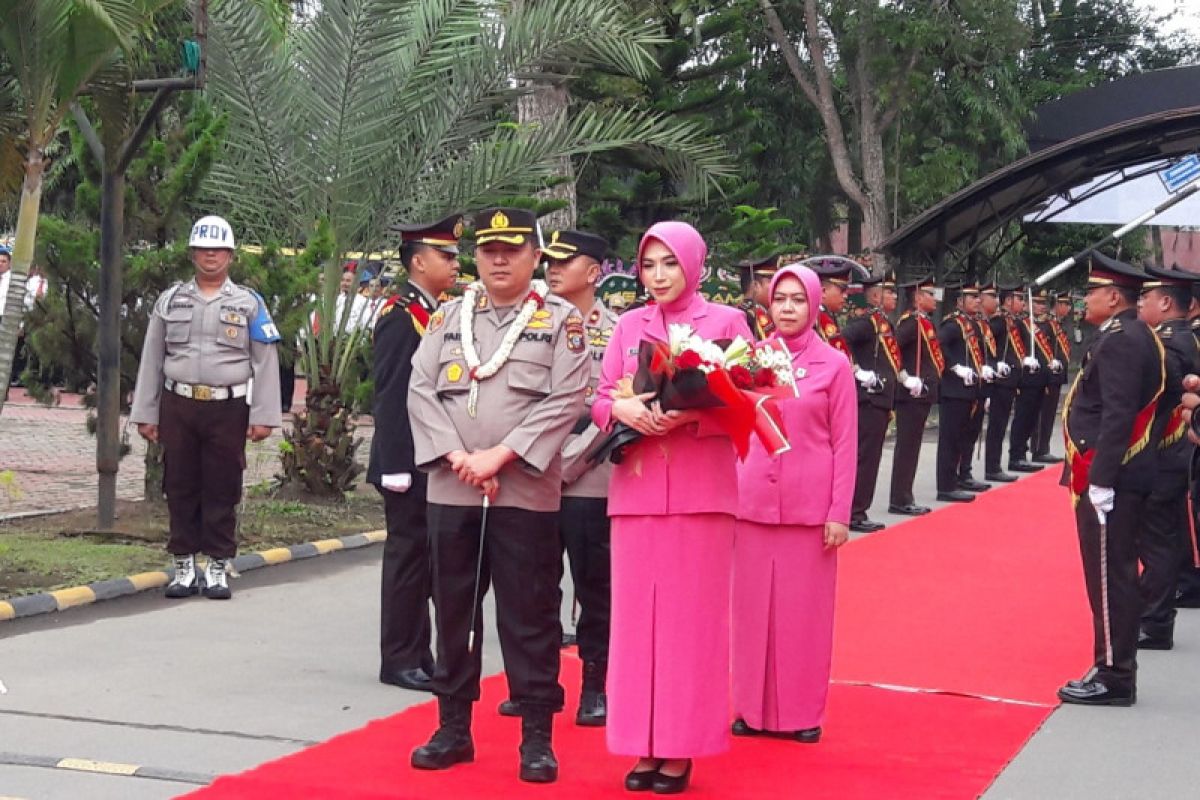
[{"xmin": 0, "ymin": 486, "xmax": 385, "ymax": 599}]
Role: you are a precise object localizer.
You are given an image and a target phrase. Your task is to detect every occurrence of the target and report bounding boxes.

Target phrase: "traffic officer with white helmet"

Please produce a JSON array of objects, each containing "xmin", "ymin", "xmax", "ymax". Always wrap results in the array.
[{"xmin": 131, "ymin": 215, "xmax": 283, "ymax": 600}]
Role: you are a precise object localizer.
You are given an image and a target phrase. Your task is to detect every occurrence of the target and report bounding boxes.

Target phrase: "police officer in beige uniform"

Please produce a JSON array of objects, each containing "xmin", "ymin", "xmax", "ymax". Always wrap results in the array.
[
  {"xmin": 131, "ymin": 216, "xmax": 282, "ymax": 600},
  {"xmin": 407, "ymin": 208, "xmax": 590, "ymax": 783},
  {"xmin": 544, "ymin": 229, "xmax": 618, "ymax": 726}
]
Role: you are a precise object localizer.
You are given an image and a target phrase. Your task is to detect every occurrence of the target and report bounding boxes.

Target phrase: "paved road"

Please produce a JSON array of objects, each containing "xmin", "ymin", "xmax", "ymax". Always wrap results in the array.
[{"xmin": 2, "ymin": 408, "xmax": 1189, "ymax": 799}]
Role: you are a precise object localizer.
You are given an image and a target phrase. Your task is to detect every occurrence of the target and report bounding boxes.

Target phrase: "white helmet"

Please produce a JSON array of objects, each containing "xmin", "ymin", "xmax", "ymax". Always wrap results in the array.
[{"xmin": 188, "ymin": 215, "xmax": 236, "ymax": 250}]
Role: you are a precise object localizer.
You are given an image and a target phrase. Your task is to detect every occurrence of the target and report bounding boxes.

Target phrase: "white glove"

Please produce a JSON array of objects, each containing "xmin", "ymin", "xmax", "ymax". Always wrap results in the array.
[
  {"xmin": 854, "ymin": 369, "xmax": 880, "ymax": 389},
  {"xmin": 1088, "ymin": 484, "xmax": 1115, "ymax": 524},
  {"xmin": 950, "ymin": 364, "xmax": 976, "ymax": 386},
  {"xmin": 381, "ymin": 473, "xmax": 413, "ymax": 493},
  {"xmin": 1049, "ymin": 358, "xmax": 1063, "ymax": 373},
  {"xmin": 980, "ymin": 365, "xmax": 996, "ymax": 382},
  {"xmin": 1021, "ymin": 356, "xmax": 1040, "ymax": 372},
  {"xmin": 996, "ymin": 362, "xmax": 1012, "ymax": 378},
  {"xmin": 902, "ymin": 375, "xmax": 923, "ymax": 397}
]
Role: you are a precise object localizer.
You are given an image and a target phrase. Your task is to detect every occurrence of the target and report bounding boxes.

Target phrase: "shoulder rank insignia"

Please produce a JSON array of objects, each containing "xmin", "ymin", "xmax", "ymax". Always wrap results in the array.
[
  {"xmin": 565, "ymin": 312, "xmax": 586, "ymax": 353},
  {"xmin": 527, "ymin": 308, "xmax": 553, "ymax": 330}
]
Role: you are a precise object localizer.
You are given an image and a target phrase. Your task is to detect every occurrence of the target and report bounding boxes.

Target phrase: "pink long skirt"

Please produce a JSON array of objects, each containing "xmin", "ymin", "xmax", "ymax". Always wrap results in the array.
[
  {"xmin": 607, "ymin": 513, "xmax": 735, "ymax": 759},
  {"xmin": 732, "ymin": 520, "xmax": 837, "ymax": 732}
]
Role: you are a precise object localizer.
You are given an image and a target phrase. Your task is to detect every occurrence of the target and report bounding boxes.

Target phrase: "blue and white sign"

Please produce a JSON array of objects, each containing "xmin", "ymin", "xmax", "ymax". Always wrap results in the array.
[{"xmin": 1159, "ymin": 154, "xmax": 1200, "ymax": 194}]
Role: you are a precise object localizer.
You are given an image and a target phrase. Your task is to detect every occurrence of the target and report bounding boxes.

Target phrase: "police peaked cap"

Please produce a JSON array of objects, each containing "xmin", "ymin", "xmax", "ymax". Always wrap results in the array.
[
  {"xmin": 543, "ymin": 229, "xmax": 609, "ymax": 263},
  {"xmin": 391, "ymin": 213, "xmax": 465, "ymax": 254},
  {"xmin": 473, "ymin": 208, "xmax": 539, "ymax": 247}
]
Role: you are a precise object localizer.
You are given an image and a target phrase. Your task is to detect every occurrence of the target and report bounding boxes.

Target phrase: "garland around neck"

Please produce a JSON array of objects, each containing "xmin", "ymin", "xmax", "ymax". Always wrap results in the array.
[{"xmin": 461, "ymin": 279, "xmax": 548, "ymax": 417}]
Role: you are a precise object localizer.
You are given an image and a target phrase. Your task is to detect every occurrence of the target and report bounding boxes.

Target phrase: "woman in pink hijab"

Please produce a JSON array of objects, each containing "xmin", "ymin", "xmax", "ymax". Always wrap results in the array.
[
  {"xmin": 731, "ymin": 263, "xmax": 857, "ymax": 742},
  {"xmin": 592, "ymin": 221, "xmax": 752, "ymax": 793}
]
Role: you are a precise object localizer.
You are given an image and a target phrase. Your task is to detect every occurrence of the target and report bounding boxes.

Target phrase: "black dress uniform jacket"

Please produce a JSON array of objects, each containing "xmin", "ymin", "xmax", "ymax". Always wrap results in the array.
[
  {"xmin": 367, "ymin": 281, "xmax": 437, "ymax": 484},
  {"xmin": 937, "ymin": 311, "xmax": 983, "ymax": 400},
  {"xmin": 843, "ymin": 310, "xmax": 900, "ymax": 410},
  {"xmin": 989, "ymin": 314, "xmax": 1022, "ymax": 389},
  {"xmin": 1065, "ymin": 308, "xmax": 1164, "ymax": 494},
  {"xmin": 896, "ymin": 311, "xmax": 941, "ymax": 404},
  {"xmin": 1151, "ymin": 319, "xmax": 1198, "ymax": 475}
]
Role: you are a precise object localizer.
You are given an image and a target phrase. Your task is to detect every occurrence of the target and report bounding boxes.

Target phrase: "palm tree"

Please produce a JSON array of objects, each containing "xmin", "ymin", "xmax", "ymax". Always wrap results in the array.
[
  {"xmin": 0, "ymin": 0, "xmax": 172, "ymax": 417},
  {"xmin": 205, "ymin": 0, "xmax": 734, "ymax": 496}
]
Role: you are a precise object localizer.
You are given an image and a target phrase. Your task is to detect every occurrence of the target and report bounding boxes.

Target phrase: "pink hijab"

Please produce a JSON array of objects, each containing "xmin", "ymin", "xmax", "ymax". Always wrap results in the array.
[
  {"xmin": 637, "ymin": 221, "xmax": 706, "ymax": 316},
  {"xmin": 767, "ymin": 263, "xmax": 822, "ymax": 354}
]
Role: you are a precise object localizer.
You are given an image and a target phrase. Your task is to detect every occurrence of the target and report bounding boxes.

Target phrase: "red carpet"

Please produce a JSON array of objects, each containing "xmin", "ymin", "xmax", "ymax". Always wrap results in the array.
[{"xmin": 186, "ymin": 469, "xmax": 1089, "ymax": 799}]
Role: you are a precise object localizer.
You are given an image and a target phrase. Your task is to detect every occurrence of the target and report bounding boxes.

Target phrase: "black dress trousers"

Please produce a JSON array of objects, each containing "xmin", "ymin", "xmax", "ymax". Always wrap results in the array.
[
  {"xmin": 1075, "ymin": 490, "xmax": 1144, "ymax": 690},
  {"xmin": 428, "ymin": 503, "xmax": 565, "ymax": 712},
  {"xmin": 1034, "ymin": 383, "xmax": 1063, "ymax": 457},
  {"xmin": 936, "ymin": 398, "xmax": 973, "ymax": 493},
  {"xmin": 1009, "ymin": 386, "xmax": 1044, "ymax": 464},
  {"xmin": 958, "ymin": 394, "xmax": 986, "ymax": 480},
  {"xmin": 1138, "ymin": 472, "xmax": 1189, "ymax": 638},
  {"xmin": 160, "ymin": 391, "xmax": 249, "ymax": 559},
  {"xmin": 984, "ymin": 385, "xmax": 1016, "ymax": 473},
  {"xmin": 889, "ymin": 400, "xmax": 931, "ymax": 507},
  {"xmin": 852, "ymin": 403, "xmax": 891, "ymax": 521},
  {"xmin": 378, "ymin": 473, "xmax": 434, "ymax": 675},
  {"xmin": 559, "ymin": 496, "xmax": 612, "ymax": 666}
]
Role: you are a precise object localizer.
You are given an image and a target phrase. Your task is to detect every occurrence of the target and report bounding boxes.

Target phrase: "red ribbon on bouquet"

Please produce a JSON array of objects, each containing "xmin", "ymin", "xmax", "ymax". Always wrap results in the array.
[{"xmin": 703, "ymin": 369, "xmax": 790, "ymax": 460}]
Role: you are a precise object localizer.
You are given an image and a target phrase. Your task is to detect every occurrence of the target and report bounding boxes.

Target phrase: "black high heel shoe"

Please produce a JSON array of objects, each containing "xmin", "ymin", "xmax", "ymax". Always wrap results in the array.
[
  {"xmin": 625, "ymin": 759, "xmax": 662, "ymax": 792},
  {"xmin": 794, "ymin": 726, "xmax": 822, "ymax": 743},
  {"xmin": 731, "ymin": 718, "xmax": 760, "ymax": 737},
  {"xmin": 652, "ymin": 759, "xmax": 692, "ymax": 794}
]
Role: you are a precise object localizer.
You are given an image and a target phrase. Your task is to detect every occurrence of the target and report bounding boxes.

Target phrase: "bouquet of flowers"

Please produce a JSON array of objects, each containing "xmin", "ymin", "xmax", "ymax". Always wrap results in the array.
[{"xmin": 588, "ymin": 324, "xmax": 796, "ymax": 464}]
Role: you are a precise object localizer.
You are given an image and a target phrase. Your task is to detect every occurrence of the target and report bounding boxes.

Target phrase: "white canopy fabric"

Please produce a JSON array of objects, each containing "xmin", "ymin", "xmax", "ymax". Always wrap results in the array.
[{"xmin": 1024, "ymin": 162, "xmax": 1200, "ymax": 227}]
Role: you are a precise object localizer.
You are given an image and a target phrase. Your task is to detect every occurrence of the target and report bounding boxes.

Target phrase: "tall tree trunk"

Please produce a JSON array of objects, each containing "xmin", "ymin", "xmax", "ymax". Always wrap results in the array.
[
  {"xmin": 96, "ymin": 168, "xmax": 126, "ymax": 529},
  {"xmin": 1150, "ymin": 225, "xmax": 1165, "ymax": 268},
  {"xmin": 518, "ymin": 80, "xmax": 575, "ymax": 232},
  {"xmin": 0, "ymin": 148, "xmax": 46, "ymax": 417}
]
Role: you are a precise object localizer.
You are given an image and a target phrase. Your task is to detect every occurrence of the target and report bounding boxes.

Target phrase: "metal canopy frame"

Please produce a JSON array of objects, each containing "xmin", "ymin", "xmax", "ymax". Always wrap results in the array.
[{"xmin": 882, "ymin": 66, "xmax": 1200, "ymax": 275}]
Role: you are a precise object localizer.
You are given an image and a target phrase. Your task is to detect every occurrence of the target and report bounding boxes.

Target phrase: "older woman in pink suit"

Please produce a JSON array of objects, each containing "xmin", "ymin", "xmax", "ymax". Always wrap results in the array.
[
  {"xmin": 732, "ymin": 262, "xmax": 857, "ymax": 742},
  {"xmin": 592, "ymin": 221, "xmax": 752, "ymax": 794}
]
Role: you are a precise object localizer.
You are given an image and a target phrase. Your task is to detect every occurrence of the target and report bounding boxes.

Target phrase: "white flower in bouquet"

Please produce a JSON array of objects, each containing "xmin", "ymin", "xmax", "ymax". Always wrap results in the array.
[
  {"xmin": 668, "ymin": 323, "xmax": 695, "ymax": 356},
  {"xmin": 691, "ymin": 337, "xmax": 728, "ymax": 370},
  {"xmin": 722, "ymin": 335, "xmax": 752, "ymax": 367}
]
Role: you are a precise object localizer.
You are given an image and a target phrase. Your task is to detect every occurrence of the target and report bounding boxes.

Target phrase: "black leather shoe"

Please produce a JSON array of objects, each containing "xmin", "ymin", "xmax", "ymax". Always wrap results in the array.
[
  {"xmin": 1056, "ymin": 680, "xmax": 1135, "ymax": 706},
  {"xmin": 1138, "ymin": 630, "xmax": 1174, "ymax": 650},
  {"xmin": 380, "ymin": 667, "xmax": 433, "ymax": 692},
  {"xmin": 957, "ymin": 478, "xmax": 991, "ymax": 492},
  {"xmin": 652, "ymin": 760, "xmax": 692, "ymax": 794},
  {"xmin": 984, "ymin": 471, "xmax": 1017, "ymax": 482},
  {"xmin": 518, "ymin": 712, "xmax": 558, "ymax": 783},
  {"xmin": 849, "ymin": 519, "xmax": 886, "ymax": 533},
  {"xmin": 936, "ymin": 490, "xmax": 975, "ymax": 502},
  {"xmin": 1176, "ymin": 591, "xmax": 1200, "ymax": 609},
  {"xmin": 625, "ymin": 761, "xmax": 662, "ymax": 792},
  {"xmin": 794, "ymin": 726, "xmax": 821, "ymax": 743},
  {"xmin": 1008, "ymin": 461, "xmax": 1043, "ymax": 473},
  {"xmin": 1032, "ymin": 454, "xmax": 1064, "ymax": 464},
  {"xmin": 888, "ymin": 504, "xmax": 931, "ymax": 516},
  {"xmin": 576, "ymin": 690, "xmax": 607, "ymax": 726},
  {"xmin": 411, "ymin": 698, "xmax": 475, "ymax": 769},
  {"xmin": 731, "ymin": 717, "xmax": 761, "ymax": 736},
  {"xmin": 498, "ymin": 699, "xmax": 521, "ymax": 717}
]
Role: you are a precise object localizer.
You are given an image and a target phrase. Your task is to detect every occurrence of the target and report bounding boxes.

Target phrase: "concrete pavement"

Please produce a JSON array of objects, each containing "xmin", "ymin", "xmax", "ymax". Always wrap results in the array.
[{"xmin": 1, "ymin": 413, "xmax": 1191, "ymax": 799}]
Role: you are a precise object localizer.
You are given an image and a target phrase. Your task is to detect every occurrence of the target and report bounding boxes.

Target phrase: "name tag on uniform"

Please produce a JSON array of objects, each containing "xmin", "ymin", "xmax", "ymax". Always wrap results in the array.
[{"xmin": 220, "ymin": 311, "xmax": 247, "ymax": 326}]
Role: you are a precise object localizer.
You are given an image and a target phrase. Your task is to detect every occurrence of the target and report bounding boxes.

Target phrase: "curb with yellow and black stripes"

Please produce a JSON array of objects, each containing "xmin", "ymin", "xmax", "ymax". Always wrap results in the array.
[{"xmin": 0, "ymin": 529, "xmax": 386, "ymax": 622}]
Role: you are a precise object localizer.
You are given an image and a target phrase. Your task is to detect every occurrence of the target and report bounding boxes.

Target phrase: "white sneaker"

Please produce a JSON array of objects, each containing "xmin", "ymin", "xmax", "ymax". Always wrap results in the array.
[
  {"xmin": 202, "ymin": 558, "xmax": 232, "ymax": 600},
  {"xmin": 165, "ymin": 554, "xmax": 200, "ymax": 598}
]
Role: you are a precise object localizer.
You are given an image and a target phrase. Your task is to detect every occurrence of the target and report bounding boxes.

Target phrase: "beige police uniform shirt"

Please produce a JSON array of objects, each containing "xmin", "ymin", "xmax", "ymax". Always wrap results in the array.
[
  {"xmin": 407, "ymin": 290, "xmax": 590, "ymax": 511},
  {"xmin": 130, "ymin": 278, "xmax": 283, "ymax": 428},
  {"xmin": 560, "ymin": 298, "xmax": 619, "ymax": 500}
]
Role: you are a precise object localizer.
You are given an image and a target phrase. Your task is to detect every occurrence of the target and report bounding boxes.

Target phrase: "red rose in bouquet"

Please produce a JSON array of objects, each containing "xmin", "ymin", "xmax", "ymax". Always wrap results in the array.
[
  {"xmin": 729, "ymin": 364, "xmax": 754, "ymax": 390},
  {"xmin": 675, "ymin": 349, "xmax": 703, "ymax": 370}
]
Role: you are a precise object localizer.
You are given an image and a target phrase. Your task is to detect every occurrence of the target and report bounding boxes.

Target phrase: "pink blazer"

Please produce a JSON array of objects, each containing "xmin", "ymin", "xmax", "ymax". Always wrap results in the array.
[
  {"xmin": 593, "ymin": 295, "xmax": 753, "ymax": 517},
  {"xmin": 736, "ymin": 337, "xmax": 858, "ymax": 526}
]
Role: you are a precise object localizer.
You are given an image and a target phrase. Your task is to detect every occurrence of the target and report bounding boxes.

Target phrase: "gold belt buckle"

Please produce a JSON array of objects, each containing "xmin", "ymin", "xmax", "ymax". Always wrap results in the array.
[{"xmin": 192, "ymin": 384, "xmax": 213, "ymax": 401}]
